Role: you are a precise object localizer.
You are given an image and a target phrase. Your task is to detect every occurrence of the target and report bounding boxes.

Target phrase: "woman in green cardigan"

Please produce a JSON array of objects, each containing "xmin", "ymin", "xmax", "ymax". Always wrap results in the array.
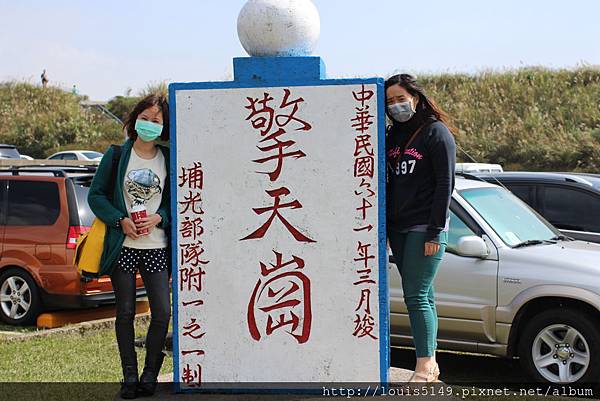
[{"xmin": 88, "ymin": 94, "xmax": 171, "ymax": 399}]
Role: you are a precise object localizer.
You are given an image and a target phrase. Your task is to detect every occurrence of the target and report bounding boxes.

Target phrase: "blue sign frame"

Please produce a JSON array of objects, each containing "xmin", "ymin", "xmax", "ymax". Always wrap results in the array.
[{"xmin": 169, "ymin": 56, "xmax": 389, "ymax": 394}]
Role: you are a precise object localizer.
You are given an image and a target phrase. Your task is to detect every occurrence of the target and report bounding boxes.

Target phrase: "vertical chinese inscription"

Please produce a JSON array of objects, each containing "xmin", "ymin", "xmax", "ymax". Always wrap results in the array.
[
  {"xmin": 242, "ymin": 89, "xmax": 315, "ymax": 343},
  {"xmin": 351, "ymin": 85, "xmax": 378, "ymax": 340},
  {"xmin": 178, "ymin": 162, "xmax": 208, "ymax": 387}
]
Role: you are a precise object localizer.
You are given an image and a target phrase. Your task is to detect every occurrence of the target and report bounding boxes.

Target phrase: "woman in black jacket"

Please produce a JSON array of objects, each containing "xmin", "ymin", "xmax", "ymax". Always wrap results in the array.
[{"xmin": 385, "ymin": 74, "xmax": 456, "ymax": 382}]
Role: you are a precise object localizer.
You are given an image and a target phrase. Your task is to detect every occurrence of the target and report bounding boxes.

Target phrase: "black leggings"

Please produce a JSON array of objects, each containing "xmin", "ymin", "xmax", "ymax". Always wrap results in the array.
[{"xmin": 110, "ymin": 264, "xmax": 171, "ymax": 367}]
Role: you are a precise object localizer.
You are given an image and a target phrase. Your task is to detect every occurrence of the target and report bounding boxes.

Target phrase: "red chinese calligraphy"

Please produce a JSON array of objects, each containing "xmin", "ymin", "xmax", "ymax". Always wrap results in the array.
[
  {"xmin": 182, "ymin": 299, "xmax": 204, "ymax": 307},
  {"xmin": 353, "ymin": 241, "xmax": 376, "ymax": 286},
  {"xmin": 353, "ymin": 224, "xmax": 373, "ymax": 233},
  {"xmin": 351, "ymin": 108, "xmax": 374, "ymax": 134},
  {"xmin": 354, "ymin": 134, "xmax": 374, "ymax": 157},
  {"xmin": 182, "ymin": 317, "xmax": 206, "ymax": 340},
  {"xmin": 352, "ymin": 84, "xmax": 375, "ymax": 107},
  {"xmin": 245, "ymin": 89, "xmax": 312, "ymax": 137},
  {"xmin": 179, "ymin": 162, "xmax": 204, "ymax": 189},
  {"xmin": 180, "ymin": 241, "xmax": 209, "ymax": 267},
  {"xmin": 246, "ymin": 89, "xmax": 312, "ymax": 181},
  {"xmin": 181, "ymin": 363, "xmax": 202, "ymax": 387},
  {"xmin": 355, "ymin": 288, "xmax": 372, "ymax": 313},
  {"xmin": 241, "ymin": 88, "xmax": 315, "ymax": 350},
  {"xmin": 245, "ymin": 92, "xmax": 275, "ymax": 136},
  {"xmin": 350, "ymin": 85, "xmax": 378, "ymax": 341},
  {"xmin": 241, "ymin": 187, "xmax": 315, "ymax": 243},
  {"xmin": 247, "ymin": 251, "xmax": 312, "ymax": 344},
  {"xmin": 253, "ymin": 129, "xmax": 306, "ymax": 181},
  {"xmin": 351, "ymin": 85, "xmax": 375, "ymax": 134},
  {"xmin": 275, "ymin": 89, "xmax": 312, "ymax": 131},
  {"xmin": 178, "ymin": 160, "xmax": 209, "ymax": 374},
  {"xmin": 179, "ymin": 216, "xmax": 204, "ymax": 241},
  {"xmin": 356, "ymin": 198, "xmax": 373, "ymax": 220},
  {"xmin": 354, "ymin": 288, "xmax": 377, "ymax": 340},
  {"xmin": 354, "ymin": 156, "xmax": 375, "ymax": 178},
  {"xmin": 354, "ymin": 178, "xmax": 375, "ymax": 198},
  {"xmin": 180, "ymin": 265, "xmax": 206, "ymax": 293},
  {"xmin": 353, "ymin": 313, "xmax": 377, "ymax": 339},
  {"xmin": 181, "ymin": 349, "xmax": 205, "ymax": 356},
  {"xmin": 179, "ymin": 191, "xmax": 204, "ymax": 215}
]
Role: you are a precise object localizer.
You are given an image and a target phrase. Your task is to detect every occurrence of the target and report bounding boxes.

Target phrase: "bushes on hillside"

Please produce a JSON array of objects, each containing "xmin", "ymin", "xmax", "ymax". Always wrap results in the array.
[{"xmin": 0, "ymin": 82, "xmax": 122, "ymax": 158}]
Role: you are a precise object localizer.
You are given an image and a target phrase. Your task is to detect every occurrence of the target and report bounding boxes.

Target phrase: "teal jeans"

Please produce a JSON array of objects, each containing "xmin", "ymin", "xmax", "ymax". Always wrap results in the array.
[{"xmin": 388, "ymin": 230, "xmax": 448, "ymax": 357}]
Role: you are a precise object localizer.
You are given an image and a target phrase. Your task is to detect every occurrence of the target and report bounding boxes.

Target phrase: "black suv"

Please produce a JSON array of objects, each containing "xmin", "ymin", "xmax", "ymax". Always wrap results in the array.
[{"xmin": 472, "ymin": 172, "xmax": 600, "ymax": 243}]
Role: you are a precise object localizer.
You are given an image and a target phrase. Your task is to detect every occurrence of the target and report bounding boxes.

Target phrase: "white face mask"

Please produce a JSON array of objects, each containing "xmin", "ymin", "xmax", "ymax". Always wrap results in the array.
[{"xmin": 387, "ymin": 101, "xmax": 415, "ymax": 123}]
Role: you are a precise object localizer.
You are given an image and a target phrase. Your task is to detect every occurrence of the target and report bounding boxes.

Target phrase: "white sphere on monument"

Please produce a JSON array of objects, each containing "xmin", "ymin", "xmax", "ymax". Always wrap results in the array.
[{"xmin": 237, "ymin": 0, "xmax": 321, "ymax": 57}]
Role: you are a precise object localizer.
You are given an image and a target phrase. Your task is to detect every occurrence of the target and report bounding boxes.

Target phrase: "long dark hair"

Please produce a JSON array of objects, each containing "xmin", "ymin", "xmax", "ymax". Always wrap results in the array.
[
  {"xmin": 123, "ymin": 94, "xmax": 170, "ymax": 141},
  {"xmin": 385, "ymin": 74, "xmax": 457, "ymax": 135}
]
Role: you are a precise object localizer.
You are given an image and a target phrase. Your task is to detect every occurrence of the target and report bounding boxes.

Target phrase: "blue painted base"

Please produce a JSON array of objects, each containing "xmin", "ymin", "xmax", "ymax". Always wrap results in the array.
[{"xmin": 233, "ymin": 56, "xmax": 326, "ymax": 84}]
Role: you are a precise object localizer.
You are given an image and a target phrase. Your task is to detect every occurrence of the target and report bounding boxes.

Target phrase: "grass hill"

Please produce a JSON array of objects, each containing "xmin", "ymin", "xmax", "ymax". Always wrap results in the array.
[
  {"xmin": 419, "ymin": 67, "xmax": 600, "ymax": 171},
  {"xmin": 0, "ymin": 68, "xmax": 598, "ymax": 171}
]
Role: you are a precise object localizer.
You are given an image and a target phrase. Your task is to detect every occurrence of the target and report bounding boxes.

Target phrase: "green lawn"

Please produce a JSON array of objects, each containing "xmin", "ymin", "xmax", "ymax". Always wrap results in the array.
[{"xmin": 0, "ymin": 320, "xmax": 173, "ymax": 382}]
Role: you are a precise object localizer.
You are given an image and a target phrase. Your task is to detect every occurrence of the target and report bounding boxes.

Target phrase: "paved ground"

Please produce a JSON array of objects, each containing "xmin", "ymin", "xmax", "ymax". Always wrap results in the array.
[
  {"xmin": 157, "ymin": 366, "xmax": 415, "ymax": 384},
  {"xmin": 115, "ymin": 347, "xmax": 599, "ymax": 400},
  {"xmin": 152, "ymin": 367, "xmax": 456, "ymax": 400}
]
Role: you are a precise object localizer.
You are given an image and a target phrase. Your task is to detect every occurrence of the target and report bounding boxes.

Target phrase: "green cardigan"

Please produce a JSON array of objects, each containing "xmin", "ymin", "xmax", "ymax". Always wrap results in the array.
[{"xmin": 87, "ymin": 138, "xmax": 171, "ymax": 277}]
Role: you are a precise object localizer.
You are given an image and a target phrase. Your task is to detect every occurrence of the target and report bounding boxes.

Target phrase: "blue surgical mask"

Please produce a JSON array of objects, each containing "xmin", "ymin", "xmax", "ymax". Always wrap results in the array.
[
  {"xmin": 387, "ymin": 101, "xmax": 415, "ymax": 123},
  {"xmin": 135, "ymin": 119, "xmax": 163, "ymax": 142}
]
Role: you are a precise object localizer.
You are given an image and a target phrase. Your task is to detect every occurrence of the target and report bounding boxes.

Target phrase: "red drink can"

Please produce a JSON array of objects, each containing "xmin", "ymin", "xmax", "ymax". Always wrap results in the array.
[{"xmin": 131, "ymin": 204, "xmax": 149, "ymax": 235}]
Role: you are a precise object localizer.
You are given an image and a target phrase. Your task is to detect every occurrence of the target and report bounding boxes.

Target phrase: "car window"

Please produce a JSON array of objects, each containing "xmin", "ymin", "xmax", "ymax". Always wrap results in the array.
[
  {"xmin": 73, "ymin": 183, "xmax": 94, "ymax": 226},
  {"xmin": 505, "ymin": 184, "xmax": 533, "ymax": 205},
  {"xmin": 447, "ymin": 210, "xmax": 477, "ymax": 253},
  {"xmin": 61, "ymin": 153, "xmax": 77, "ymax": 160},
  {"xmin": 580, "ymin": 176, "xmax": 600, "ymax": 191},
  {"xmin": 460, "ymin": 187, "xmax": 558, "ymax": 246},
  {"xmin": 48, "ymin": 154, "xmax": 63, "ymax": 160},
  {"xmin": 0, "ymin": 147, "xmax": 21, "ymax": 159},
  {"xmin": 543, "ymin": 186, "xmax": 600, "ymax": 233},
  {"xmin": 7, "ymin": 181, "xmax": 60, "ymax": 225},
  {"xmin": 82, "ymin": 152, "xmax": 102, "ymax": 159}
]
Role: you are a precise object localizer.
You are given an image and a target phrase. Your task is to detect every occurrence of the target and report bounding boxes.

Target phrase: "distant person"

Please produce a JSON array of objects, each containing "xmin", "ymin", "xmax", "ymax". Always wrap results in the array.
[
  {"xmin": 88, "ymin": 94, "xmax": 171, "ymax": 399},
  {"xmin": 41, "ymin": 69, "xmax": 48, "ymax": 88},
  {"xmin": 385, "ymin": 74, "xmax": 456, "ymax": 383},
  {"xmin": 71, "ymin": 84, "xmax": 78, "ymax": 95}
]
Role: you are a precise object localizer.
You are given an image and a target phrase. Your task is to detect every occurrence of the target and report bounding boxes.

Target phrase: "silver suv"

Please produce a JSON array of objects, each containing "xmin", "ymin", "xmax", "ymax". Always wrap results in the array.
[{"xmin": 390, "ymin": 176, "xmax": 600, "ymax": 385}]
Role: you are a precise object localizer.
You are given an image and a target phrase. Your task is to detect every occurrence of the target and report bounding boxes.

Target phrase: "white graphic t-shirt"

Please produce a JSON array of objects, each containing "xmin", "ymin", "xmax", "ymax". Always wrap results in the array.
[{"xmin": 122, "ymin": 148, "xmax": 168, "ymax": 249}]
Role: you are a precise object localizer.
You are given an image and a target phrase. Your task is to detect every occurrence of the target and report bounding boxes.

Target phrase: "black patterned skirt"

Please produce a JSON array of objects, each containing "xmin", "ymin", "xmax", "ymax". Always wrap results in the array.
[{"xmin": 115, "ymin": 246, "xmax": 169, "ymax": 274}]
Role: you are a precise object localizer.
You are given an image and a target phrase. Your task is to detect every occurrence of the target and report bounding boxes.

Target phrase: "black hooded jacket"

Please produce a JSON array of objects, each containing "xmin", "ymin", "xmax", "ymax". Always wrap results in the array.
[{"xmin": 386, "ymin": 113, "xmax": 456, "ymax": 243}]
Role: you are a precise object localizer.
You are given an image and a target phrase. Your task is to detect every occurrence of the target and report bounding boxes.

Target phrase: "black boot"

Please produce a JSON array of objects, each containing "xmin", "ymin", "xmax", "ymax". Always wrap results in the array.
[
  {"xmin": 137, "ymin": 351, "xmax": 165, "ymax": 397},
  {"xmin": 119, "ymin": 362, "xmax": 138, "ymax": 399}
]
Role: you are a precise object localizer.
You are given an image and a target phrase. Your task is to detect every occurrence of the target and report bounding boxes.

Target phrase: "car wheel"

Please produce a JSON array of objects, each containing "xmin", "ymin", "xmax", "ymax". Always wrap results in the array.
[
  {"xmin": 0, "ymin": 268, "xmax": 42, "ymax": 326},
  {"xmin": 518, "ymin": 308, "xmax": 599, "ymax": 385}
]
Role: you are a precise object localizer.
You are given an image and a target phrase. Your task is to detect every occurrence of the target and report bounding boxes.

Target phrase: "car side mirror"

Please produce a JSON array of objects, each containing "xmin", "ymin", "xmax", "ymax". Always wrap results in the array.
[{"xmin": 456, "ymin": 236, "xmax": 489, "ymax": 258}]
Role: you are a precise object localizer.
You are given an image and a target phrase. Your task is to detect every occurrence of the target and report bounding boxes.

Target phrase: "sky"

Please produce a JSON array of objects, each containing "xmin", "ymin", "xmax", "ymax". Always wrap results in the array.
[{"xmin": 1, "ymin": 0, "xmax": 598, "ymax": 101}]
